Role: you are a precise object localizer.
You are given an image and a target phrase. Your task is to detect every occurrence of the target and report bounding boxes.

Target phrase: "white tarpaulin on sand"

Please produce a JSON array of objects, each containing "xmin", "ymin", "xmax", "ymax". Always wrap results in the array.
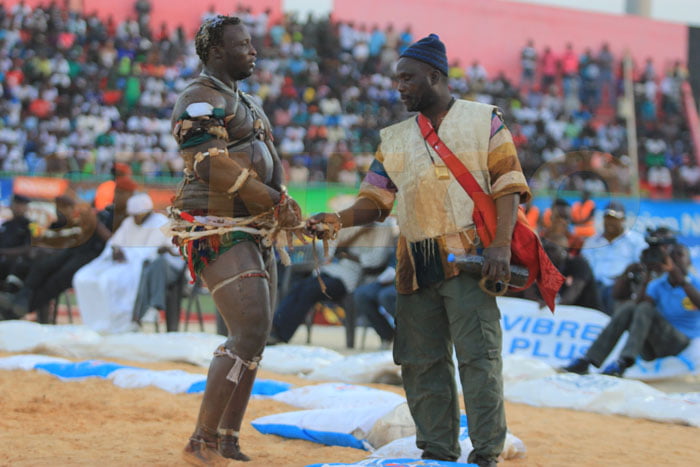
[
  {"xmin": 0, "ymin": 320, "xmax": 224, "ymax": 366},
  {"xmin": 3, "ymin": 298, "xmax": 698, "ymax": 380},
  {"xmin": 1, "ymin": 294, "xmax": 700, "ymax": 429}
]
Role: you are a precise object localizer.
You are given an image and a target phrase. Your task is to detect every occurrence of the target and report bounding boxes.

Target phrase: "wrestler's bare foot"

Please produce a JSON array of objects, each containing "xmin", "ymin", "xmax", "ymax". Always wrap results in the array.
[
  {"xmin": 219, "ymin": 434, "xmax": 250, "ymax": 461},
  {"xmin": 183, "ymin": 436, "xmax": 230, "ymax": 466}
]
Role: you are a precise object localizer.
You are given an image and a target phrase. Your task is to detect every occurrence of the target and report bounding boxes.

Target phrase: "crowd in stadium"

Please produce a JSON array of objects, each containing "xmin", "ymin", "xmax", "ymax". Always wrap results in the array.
[
  {"xmin": 0, "ymin": 1, "xmax": 698, "ymax": 198},
  {"xmin": 0, "ymin": 2, "xmax": 698, "ymax": 387}
]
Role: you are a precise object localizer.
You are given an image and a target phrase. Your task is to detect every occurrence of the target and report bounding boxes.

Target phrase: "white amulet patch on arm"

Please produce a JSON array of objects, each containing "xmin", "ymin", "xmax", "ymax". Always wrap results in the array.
[{"xmin": 185, "ymin": 102, "xmax": 214, "ymax": 118}]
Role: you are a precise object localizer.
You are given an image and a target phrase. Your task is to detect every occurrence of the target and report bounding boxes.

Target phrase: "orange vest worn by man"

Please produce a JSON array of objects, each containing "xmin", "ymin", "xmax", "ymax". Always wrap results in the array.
[{"xmin": 572, "ymin": 198, "xmax": 596, "ymax": 238}]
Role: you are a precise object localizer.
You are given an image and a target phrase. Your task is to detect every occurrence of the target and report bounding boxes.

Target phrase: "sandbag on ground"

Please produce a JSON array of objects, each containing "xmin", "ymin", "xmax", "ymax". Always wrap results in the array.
[
  {"xmin": 368, "ymin": 403, "xmax": 526, "ymax": 461},
  {"xmin": 252, "ymin": 406, "xmax": 394, "ymax": 450},
  {"xmin": 370, "ymin": 430, "xmax": 526, "ymax": 464},
  {"xmin": 271, "ymin": 382, "xmax": 405, "ymax": 410},
  {"xmin": 305, "ymin": 351, "xmax": 401, "ymax": 384},
  {"xmin": 262, "ymin": 344, "xmax": 344, "ymax": 375},
  {"xmin": 506, "ymin": 372, "xmax": 700, "ymax": 427}
]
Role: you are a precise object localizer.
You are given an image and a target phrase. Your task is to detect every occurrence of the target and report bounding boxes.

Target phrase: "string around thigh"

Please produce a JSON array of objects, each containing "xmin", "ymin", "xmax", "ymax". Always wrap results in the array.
[{"xmin": 209, "ymin": 269, "xmax": 270, "ymax": 296}]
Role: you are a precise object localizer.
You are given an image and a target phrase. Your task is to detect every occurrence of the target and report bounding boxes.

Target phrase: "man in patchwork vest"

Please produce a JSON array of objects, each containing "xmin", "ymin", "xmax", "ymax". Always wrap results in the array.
[{"xmin": 307, "ymin": 34, "xmax": 531, "ymax": 467}]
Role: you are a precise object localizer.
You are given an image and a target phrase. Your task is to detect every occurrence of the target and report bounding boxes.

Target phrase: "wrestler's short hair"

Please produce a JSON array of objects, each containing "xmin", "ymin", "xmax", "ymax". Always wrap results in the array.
[{"xmin": 195, "ymin": 15, "xmax": 242, "ymax": 64}]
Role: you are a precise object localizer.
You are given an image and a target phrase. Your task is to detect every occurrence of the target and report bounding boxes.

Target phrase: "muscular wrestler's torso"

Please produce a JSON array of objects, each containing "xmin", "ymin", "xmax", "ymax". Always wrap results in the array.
[{"xmin": 171, "ymin": 78, "xmax": 282, "ymax": 217}]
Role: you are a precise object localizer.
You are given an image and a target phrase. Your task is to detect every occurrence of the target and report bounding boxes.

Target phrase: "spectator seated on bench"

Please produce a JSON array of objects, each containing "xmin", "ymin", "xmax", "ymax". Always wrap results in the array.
[{"xmin": 268, "ymin": 220, "xmax": 396, "ymax": 345}]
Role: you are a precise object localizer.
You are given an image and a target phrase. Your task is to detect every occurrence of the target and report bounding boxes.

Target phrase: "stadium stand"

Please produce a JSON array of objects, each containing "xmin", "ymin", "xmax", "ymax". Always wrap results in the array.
[{"xmin": 0, "ymin": 1, "xmax": 697, "ymax": 199}]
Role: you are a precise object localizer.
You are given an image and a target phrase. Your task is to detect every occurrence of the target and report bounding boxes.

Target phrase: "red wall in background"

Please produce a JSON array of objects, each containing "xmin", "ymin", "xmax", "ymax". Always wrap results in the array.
[
  {"xmin": 84, "ymin": 0, "xmax": 281, "ymax": 37},
  {"xmin": 332, "ymin": 0, "xmax": 687, "ymax": 81},
  {"xmin": 6, "ymin": 0, "xmax": 282, "ymax": 37}
]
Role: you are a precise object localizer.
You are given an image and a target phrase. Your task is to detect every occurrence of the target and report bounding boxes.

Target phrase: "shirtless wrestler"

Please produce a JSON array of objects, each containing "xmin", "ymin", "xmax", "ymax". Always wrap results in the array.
[{"xmin": 169, "ymin": 15, "xmax": 303, "ymax": 465}]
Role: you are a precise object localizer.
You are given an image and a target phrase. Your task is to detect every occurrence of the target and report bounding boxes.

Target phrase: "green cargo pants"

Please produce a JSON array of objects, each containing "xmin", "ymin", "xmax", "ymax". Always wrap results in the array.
[{"xmin": 394, "ymin": 272, "xmax": 506, "ymax": 461}]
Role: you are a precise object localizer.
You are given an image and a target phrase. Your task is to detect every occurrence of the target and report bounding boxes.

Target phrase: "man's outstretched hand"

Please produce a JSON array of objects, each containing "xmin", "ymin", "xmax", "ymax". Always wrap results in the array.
[{"xmin": 305, "ymin": 212, "xmax": 342, "ymax": 240}]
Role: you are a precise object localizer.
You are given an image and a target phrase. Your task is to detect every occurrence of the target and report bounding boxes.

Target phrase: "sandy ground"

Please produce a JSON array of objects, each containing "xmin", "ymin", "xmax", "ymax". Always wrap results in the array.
[
  {"xmin": 1, "ymin": 315, "xmax": 699, "ymax": 466},
  {"xmin": 0, "ymin": 350, "xmax": 698, "ymax": 467}
]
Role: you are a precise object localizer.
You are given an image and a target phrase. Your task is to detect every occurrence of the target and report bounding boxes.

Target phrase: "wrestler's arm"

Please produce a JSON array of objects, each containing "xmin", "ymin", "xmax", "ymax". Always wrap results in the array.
[
  {"xmin": 259, "ymin": 109, "xmax": 284, "ymax": 191},
  {"xmin": 172, "ymin": 87, "xmax": 283, "ymax": 213}
]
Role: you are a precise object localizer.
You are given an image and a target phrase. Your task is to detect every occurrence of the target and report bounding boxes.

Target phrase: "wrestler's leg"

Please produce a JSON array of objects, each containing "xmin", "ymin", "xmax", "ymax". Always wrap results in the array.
[
  {"xmin": 265, "ymin": 248, "xmax": 278, "ymax": 312},
  {"xmin": 183, "ymin": 242, "xmax": 270, "ymax": 466},
  {"xmin": 218, "ymin": 248, "xmax": 276, "ymax": 460}
]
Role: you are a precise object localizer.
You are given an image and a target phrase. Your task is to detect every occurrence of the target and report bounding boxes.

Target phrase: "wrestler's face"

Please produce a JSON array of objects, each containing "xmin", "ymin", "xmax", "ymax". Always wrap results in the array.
[
  {"xmin": 395, "ymin": 57, "xmax": 437, "ymax": 113},
  {"xmin": 219, "ymin": 23, "xmax": 257, "ymax": 80}
]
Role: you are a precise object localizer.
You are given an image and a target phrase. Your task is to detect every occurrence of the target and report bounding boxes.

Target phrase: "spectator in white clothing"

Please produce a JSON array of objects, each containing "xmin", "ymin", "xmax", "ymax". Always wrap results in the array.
[
  {"xmin": 582, "ymin": 201, "xmax": 646, "ymax": 315},
  {"xmin": 73, "ymin": 193, "xmax": 173, "ymax": 333}
]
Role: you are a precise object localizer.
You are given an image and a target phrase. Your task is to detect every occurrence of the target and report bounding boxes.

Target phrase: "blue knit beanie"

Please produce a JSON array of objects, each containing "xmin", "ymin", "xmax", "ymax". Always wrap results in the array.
[{"xmin": 400, "ymin": 33, "xmax": 448, "ymax": 76}]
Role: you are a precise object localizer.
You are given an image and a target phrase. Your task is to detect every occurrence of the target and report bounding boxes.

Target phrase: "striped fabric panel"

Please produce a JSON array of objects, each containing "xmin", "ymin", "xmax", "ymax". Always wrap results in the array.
[
  {"xmin": 364, "ymin": 170, "xmax": 395, "ymax": 192},
  {"xmin": 490, "ymin": 112, "xmax": 506, "ymax": 137},
  {"xmin": 492, "ymin": 172, "xmax": 531, "ymax": 200},
  {"xmin": 487, "ymin": 122, "xmax": 531, "ymax": 202},
  {"xmin": 358, "ymin": 180, "xmax": 397, "ymax": 214},
  {"xmin": 358, "ymin": 158, "xmax": 398, "ymax": 213}
]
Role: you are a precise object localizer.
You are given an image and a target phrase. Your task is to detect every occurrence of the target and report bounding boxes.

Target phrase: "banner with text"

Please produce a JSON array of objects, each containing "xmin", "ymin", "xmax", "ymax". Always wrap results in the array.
[{"xmin": 498, "ymin": 297, "xmax": 700, "ymax": 380}]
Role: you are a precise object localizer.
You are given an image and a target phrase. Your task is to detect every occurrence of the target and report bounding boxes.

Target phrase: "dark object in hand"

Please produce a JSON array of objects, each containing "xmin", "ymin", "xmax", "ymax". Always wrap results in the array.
[
  {"xmin": 644, "ymin": 227, "xmax": 677, "ymax": 248},
  {"xmin": 448, "ymin": 254, "xmax": 529, "ymax": 296},
  {"xmin": 640, "ymin": 246, "xmax": 667, "ymax": 271}
]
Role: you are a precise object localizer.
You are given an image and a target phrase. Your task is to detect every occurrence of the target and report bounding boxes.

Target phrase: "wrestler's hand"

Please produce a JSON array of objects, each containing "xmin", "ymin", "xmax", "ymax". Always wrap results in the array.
[
  {"xmin": 277, "ymin": 197, "xmax": 306, "ymax": 245},
  {"xmin": 305, "ymin": 212, "xmax": 341, "ymax": 240},
  {"xmin": 276, "ymin": 197, "xmax": 302, "ymax": 227},
  {"xmin": 482, "ymin": 244, "xmax": 511, "ymax": 284}
]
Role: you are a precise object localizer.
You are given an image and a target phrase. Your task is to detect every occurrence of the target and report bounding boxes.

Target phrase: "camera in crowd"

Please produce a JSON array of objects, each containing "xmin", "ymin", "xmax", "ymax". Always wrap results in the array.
[
  {"xmin": 626, "ymin": 227, "xmax": 677, "ymax": 288},
  {"xmin": 638, "ymin": 226, "xmax": 678, "ymax": 276}
]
